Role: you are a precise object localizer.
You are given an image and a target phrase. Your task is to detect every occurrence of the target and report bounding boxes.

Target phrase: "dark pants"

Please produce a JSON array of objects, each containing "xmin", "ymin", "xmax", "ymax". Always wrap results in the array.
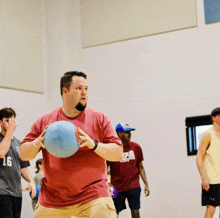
[
  {"xmin": 0, "ymin": 195, "xmax": 22, "ymax": 218},
  {"xmin": 113, "ymin": 188, "xmax": 141, "ymax": 213}
]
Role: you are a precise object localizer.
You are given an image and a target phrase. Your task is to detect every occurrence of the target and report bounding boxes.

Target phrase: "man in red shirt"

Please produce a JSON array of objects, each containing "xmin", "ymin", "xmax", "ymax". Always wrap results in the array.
[
  {"xmin": 108, "ymin": 122, "xmax": 150, "ymax": 218},
  {"xmin": 20, "ymin": 71, "xmax": 123, "ymax": 218}
]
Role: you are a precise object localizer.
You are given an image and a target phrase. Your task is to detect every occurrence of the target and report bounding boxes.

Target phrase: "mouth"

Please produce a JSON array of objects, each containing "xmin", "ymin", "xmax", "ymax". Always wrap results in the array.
[{"xmin": 80, "ymin": 98, "xmax": 87, "ymax": 105}]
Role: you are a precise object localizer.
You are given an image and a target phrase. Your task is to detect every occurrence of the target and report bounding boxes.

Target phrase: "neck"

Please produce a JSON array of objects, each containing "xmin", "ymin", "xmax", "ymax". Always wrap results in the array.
[
  {"xmin": 62, "ymin": 106, "xmax": 81, "ymax": 118},
  {"xmin": 213, "ymin": 123, "xmax": 220, "ymax": 132},
  {"xmin": 121, "ymin": 140, "xmax": 129, "ymax": 146}
]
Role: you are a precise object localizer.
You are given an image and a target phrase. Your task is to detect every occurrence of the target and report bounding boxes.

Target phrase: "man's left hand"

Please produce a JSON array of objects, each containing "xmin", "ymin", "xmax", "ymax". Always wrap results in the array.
[
  {"xmin": 78, "ymin": 128, "xmax": 95, "ymax": 150},
  {"xmin": 22, "ymin": 180, "xmax": 36, "ymax": 198},
  {"xmin": 144, "ymin": 185, "xmax": 150, "ymax": 197}
]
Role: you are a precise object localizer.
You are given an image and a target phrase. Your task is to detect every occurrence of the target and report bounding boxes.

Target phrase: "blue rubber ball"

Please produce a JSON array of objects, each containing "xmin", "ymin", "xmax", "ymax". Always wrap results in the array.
[
  {"xmin": 30, "ymin": 184, "xmax": 41, "ymax": 201},
  {"xmin": 44, "ymin": 121, "xmax": 80, "ymax": 158}
]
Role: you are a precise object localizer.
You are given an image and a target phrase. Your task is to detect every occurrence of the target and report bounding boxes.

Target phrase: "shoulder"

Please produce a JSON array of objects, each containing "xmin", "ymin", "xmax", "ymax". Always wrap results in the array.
[
  {"xmin": 13, "ymin": 137, "xmax": 21, "ymax": 144},
  {"xmin": 85, "ymin": 107, "xmax": 106, "ymax": 115},
  {"xmin": 34, "ymin": 108, "xmax": 61, "ymax": 125},
  {"xmin": 201, "ymin": 129, "xmax": 211, "ymax": 141},
  {"xmin": 34, "ymin": 173, "xmax": 43, "ymax": 183},
  {"xmin": 35, "ymin": 172, "xmax": 43, "ymax": 179},
  {"xmin": 29, "ymin": 108, "xmax": 61, "ymax": 134},
  {"xmin": 85, "ymin": 107, "xmax": 110, "ymax": 121},
  {"xmin": 129, "ymin": 141, "xmax": 143, "ymax": 152},
  {"xmin": 130, "ymin": 141, "xmax": 141, "ymax": 148},
  {"xmin": 39, "ymin": 107, "xmax": 60, "ymax": 120},
  {"xmin": 197, "ymin": 130, "xmax": 211, "ymax": 152}
]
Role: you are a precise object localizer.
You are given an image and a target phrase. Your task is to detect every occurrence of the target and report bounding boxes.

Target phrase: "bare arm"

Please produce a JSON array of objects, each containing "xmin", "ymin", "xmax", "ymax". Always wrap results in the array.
[
  {"xmin": 196, "ymin": 130, "xmax": 211, "ymax": 191},
  {"xmin": 21, "ymin": 167, "xmax": 34, "ymax": 183},
  {"xmin": 78, "ymin": 128, "xmax": 123, "ymax": 161},
  {"xmin": 0, "ymin": 119, "xmax": 17, "ymax": 158},
  {"xmin": 139, "ymin": 162, "xmax": 150, "ymax": 196},
  {"xmin": 93, "ymin": 142, "xmax": 123, "ymax": 161},
  {"xmin": 21, "ymin": 167, "xmax": 36, "ymax": 198},
  {"xmin": 20, "ymin": 127, "xmax": 46, "ymax": 161}
]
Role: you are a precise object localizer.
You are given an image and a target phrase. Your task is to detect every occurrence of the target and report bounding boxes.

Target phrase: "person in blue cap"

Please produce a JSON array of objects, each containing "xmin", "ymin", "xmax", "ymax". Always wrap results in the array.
[{"xmin": 108, "ymin": 122, "xmax": 150, "ymax": 218}]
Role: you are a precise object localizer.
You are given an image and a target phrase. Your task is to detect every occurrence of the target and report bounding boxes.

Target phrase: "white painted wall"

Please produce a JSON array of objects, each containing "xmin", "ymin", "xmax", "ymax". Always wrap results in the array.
[
  {"xmin": 0, "ymin": 0, "xmax": 44, "ymax": 93},
  {"xmin": 44, "ymin": 0, "xmax": 220, "ymax": 217},
  {"xmin": 0, "ymin": 0, "xmax": 47, "ymax": 217},
  {"xmin": 1, "ymin": 0, "xmax": 220, "ymax": 217}
]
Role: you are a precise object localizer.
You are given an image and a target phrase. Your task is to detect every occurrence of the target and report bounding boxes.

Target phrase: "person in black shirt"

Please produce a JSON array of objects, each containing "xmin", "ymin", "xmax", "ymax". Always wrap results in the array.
[{"xmin": 0, "ymin": 107, "xmax": 36, "ymax": 218}]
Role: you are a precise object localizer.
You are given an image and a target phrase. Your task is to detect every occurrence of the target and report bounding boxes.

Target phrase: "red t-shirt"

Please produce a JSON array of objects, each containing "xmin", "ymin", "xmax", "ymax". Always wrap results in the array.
[
  {"xmin": 21, "ymin": 107, "xmax": 122, "ymax": 208},
  {"xmin": 109, "ymin": 141, "xmax": 143, "ymax": 192}
]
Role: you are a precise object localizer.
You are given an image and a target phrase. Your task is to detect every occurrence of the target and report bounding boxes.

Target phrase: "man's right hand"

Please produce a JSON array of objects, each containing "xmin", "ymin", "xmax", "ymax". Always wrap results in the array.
[
  {"xmin": 7, "ymin": 118, "xmax": 18, "ymax": 135},
  {"xmin": 202, "ymin": 177, "xmax": 210, "ymax": 191},
  {"xmin": 33, "ymin": 126, "xmax": 48, "ymax": 149}
]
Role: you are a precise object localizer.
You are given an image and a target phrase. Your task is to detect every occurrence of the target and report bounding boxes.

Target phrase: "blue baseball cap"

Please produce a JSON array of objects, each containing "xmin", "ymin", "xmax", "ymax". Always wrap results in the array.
[{"xmin": 115, "ymin": 122, "xmax": 135, "ymax": 133}]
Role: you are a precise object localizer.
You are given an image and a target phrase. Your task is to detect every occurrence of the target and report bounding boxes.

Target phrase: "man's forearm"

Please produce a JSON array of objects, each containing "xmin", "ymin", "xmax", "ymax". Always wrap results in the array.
[
  {"xmin": 139, "ymin": 167, "xmax": 149, "ymax": 186},
  {"xmin": 196, "ymin": 156, "xmax": 206, "ymax": 180},
  {"xmin": 94, "ymin": 142, "xmax": 123, "ymax": 161},
  {"xmin": 20, "ymin": 141, "xmax": 42, "ymax": 161},
  {"xmin": 21, "ymin": 167, "xmax": 34, "ymax": 183}
]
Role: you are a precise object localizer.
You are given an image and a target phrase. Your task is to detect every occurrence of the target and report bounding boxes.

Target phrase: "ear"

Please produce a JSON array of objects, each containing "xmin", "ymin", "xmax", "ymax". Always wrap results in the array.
[
  {"xmin": 212, "ymin": 116, "xmax": 216, "ymax": 122},
  {"xmin": 62, "ymin": 87, "xmax": 68, "ymax": 95}
]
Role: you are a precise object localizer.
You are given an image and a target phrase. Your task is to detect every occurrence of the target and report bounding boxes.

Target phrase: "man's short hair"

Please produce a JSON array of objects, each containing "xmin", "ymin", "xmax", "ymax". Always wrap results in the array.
[
  {"xmin": 0, "ymin": 108, "xmax": 16, "ymax": 121},
  {"xmin": 211, "ymin": 107, "xmax": 220, "ymax": 117},
  {"xmin": 60, "ymin": 71, "xmax": 87, "ymax": 96}
]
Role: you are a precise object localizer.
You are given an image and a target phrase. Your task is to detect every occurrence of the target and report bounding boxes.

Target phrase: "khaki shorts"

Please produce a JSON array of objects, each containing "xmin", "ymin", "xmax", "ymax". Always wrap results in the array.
[{"xmin": 34, "ymin": 197, "xmax": 117, "ymax": 218}]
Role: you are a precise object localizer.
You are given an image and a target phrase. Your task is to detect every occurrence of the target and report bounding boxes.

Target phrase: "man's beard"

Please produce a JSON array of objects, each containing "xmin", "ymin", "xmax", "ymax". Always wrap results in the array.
[
  {"xmin": 75, "ymin": 102, "xmax": 87, "ymax": 111},
  {"xmin": 121, "ymin": 136, "xmax": 130, "ymax": 145}
]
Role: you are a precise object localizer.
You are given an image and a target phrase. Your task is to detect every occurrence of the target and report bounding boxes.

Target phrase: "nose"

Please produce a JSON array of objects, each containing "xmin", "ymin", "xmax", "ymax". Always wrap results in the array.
[
  {"xmin": 82, "ymin": 88, "xmax": 87, "ymax": 95},
  {"xmin": 125, "ymin": 131, "xmax": 131, "ymax": 136}
]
